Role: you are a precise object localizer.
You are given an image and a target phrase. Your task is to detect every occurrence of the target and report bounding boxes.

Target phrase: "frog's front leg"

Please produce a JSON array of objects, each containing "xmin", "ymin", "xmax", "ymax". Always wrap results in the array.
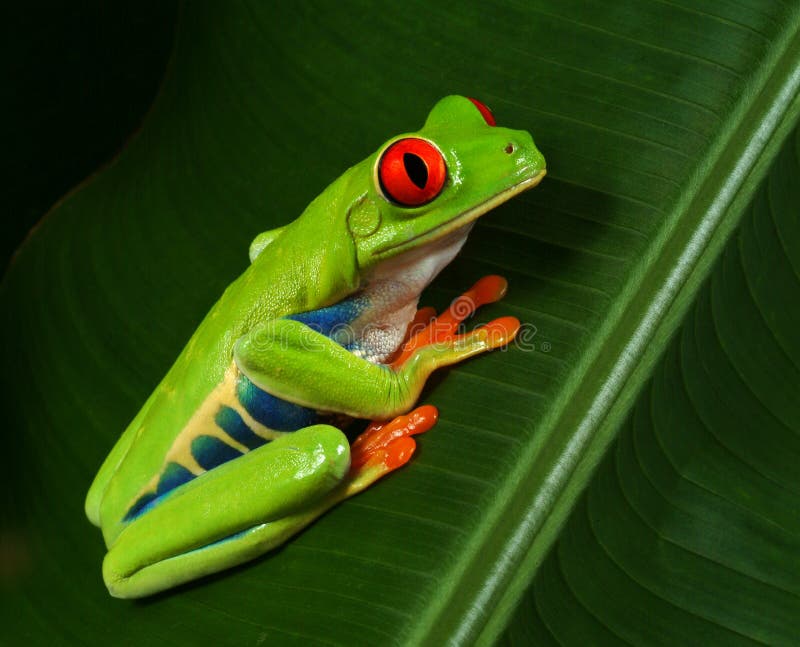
[
  {"xmin": 233, "ymin": 313, "xmax": 517, "ymax": 420},
  {"xmin": 103, "ymin": 425, "xmax": 349, "ymax": 599}
]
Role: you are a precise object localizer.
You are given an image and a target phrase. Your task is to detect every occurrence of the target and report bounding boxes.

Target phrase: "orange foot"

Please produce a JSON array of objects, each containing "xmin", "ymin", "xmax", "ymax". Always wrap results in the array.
[
  {"xmin": 347, "ymin": 276, "xmax": 520, "ymax": 494},
  {"xmin": 345, "ymin": 405, "xmax": 439, "ymax": 495},
  {"xmin": 391, "ymin": 275, "xmax": 521, "ymax": 368}
]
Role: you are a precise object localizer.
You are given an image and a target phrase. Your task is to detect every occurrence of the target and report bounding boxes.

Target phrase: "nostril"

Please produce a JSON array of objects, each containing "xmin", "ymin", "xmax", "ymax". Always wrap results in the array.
[{"xmin": 504, "ymin": 143, "xmax": 515, "ymax": 154}]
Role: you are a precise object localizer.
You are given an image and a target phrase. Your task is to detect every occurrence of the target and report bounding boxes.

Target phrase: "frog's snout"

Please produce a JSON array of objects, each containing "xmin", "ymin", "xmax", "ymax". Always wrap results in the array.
[{"xmin": 505, "ymin": 130, "xmax": 546, "ymax": 176}]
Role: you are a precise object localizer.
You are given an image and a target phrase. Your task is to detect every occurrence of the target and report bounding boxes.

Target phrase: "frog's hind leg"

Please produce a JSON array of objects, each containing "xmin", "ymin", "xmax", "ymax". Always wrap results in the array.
[
  {"xmin": 102, "ymin": 424, "xmax": 350, "ymax": 599},
  {"xmin": 104, "ymin": 408, "xmax": 438, "ymax": 599},
  {"xmin": 85, "ymin": 406, "xmax": 152, "ymax": 526}
]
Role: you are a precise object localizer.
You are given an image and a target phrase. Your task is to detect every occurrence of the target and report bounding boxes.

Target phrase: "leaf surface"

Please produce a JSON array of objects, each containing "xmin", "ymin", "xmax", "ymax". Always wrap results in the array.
[
  {"xmin": 3, "ymin": 2, "xmax": 799, "ymax": 644},
  {"xmin": 498, "ymin": 126, "xmax": 800, "ymax": 647}
]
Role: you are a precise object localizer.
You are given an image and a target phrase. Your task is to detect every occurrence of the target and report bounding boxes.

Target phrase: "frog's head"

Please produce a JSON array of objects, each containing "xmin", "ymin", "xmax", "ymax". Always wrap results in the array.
[{"xmin": 346, "ymin": 95, "xmax": 546, "ymax": 276}]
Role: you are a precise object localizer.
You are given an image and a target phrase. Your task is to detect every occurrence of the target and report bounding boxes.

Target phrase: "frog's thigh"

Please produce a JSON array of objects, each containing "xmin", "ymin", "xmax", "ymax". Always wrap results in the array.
[
  {"xmin": 234, "ymin": 318, "xmax": 494, "ymax": 419},
  {"xmin": 86, "ymin": 397, "xmax": 159, "ymax": 526},
  {"xmin": 85, "ymin": 422, "xmax": 139, "ymax": 526},
  {"xmin": 103, "ymin": 424, "xmax": 349, "ymax": 599}
]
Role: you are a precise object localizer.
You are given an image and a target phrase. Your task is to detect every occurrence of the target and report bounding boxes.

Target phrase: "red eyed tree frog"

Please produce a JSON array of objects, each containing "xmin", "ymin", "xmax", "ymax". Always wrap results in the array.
[{"xmin": 85, "ymin": 95, "xmax": 546, "ymax": 598}]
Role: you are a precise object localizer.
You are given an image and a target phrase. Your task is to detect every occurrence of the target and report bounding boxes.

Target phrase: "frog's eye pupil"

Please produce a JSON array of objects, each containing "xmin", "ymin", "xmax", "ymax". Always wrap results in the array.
[
  {"xmin": 378, "ymin": 138, "xmax": 446, "ymax": 207},
  {"xmin": 403, "ymin": 153, "xmax": 428, "ymax": 189}
]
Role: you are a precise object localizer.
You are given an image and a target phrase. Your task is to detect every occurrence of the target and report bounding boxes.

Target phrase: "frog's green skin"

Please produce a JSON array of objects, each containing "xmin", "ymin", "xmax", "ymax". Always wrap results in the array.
[{"xmin": 85, "ymin": 95, "xmax": 546, "ymax": 598}]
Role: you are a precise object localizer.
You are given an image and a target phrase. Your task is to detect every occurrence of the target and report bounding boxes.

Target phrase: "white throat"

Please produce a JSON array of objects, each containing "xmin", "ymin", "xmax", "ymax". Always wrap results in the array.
[{"xmin": 350, "ymin": 224, "xmax": 473, "ymax": 364}]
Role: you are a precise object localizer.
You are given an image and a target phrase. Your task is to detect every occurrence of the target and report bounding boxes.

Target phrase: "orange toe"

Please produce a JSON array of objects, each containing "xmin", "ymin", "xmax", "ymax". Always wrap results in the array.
[
  {"xmin": 383, "ymin": 436, "xmax": 417, "ymax": 470},
  {"xmin": 350, "ymin": 405, "xmax": 438, "ymax": 471},
  {"xmin": 481, "ymin": 316, "xmax": 521, "ymax": 349},
  {"xmin": 392, "ymin": 275, "xmax": 512, "ymax": 368}
]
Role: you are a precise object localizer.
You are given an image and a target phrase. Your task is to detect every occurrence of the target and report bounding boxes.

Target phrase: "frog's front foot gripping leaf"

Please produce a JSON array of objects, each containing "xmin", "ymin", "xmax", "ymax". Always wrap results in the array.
[{"xmin": 348, "ymin": 274, "xmax": 520, "ymax": 492}]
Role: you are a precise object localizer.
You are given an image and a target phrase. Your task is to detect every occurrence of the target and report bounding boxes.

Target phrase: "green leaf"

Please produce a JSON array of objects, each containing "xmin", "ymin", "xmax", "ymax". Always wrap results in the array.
[
  {"xmin": 3, "ymin": 2, "xmax": 799, "ymax": 645},
  {"xmin": 498, "ymin": 126, "xmax": 800, "ymax": 647}
]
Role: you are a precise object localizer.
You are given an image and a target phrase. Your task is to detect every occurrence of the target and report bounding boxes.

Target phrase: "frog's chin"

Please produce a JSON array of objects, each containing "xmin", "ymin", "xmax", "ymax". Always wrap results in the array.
[
  {"xmin": 367, "ymin": 222, "xmax": 474, "ymax": 291},
  {"xmin": 350, "ymin": 224, "xmax": 474, "ymax": 364},
  {"xmin": 375, "ymin": 168, "xmax": 546, "ymax": 259}
]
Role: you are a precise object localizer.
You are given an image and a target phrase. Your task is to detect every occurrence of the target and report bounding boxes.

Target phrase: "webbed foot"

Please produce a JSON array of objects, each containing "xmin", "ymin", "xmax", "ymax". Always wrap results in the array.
[
  {"xmin": 391, "ymin": 275, "xmax": 520, "ymax": 367},
  {"xmin": 344, "ymin": 405, "xmax": 438, "ymax": 495},
  {"xmin": 346, "ymin": 276, "xmax": 519, "ymax": 493}
]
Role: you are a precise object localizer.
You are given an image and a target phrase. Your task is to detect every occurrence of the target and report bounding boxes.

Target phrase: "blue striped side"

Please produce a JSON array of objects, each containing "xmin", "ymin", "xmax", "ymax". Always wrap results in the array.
[
  {"xmin": 215, "ymin": 405, "xmax": 267, "ymax": 449},
  {"xmin": 123, "ymin": 341, "xmax": 331, "ymax": 521},
  {"xmin": 191, "ymin": 435, "xmax": 243, "ymax": 471},
  {"xmin": 156, "ymin": 462, "xmax": 194, "ymax": 495},
  {"xmin": 286, "ymin": 295, "xmax": 366, "ymax": 339},
  {"xmin": 236, "ymin": 373, "xmax": 316, "ymax": 431},
  {"xmin": 124, "ymin": 492, "xmax": 158, "ymax": 521},
  {"xmin": 124, "ymin": 402, "xmax": 275, "ymax": 521}
]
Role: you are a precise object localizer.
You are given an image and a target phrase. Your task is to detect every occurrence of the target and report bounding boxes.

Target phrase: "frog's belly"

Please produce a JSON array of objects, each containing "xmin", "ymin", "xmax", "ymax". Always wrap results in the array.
[{"xmin": 123, "ymin": 366, "xmax": 317, "ymax": 521}]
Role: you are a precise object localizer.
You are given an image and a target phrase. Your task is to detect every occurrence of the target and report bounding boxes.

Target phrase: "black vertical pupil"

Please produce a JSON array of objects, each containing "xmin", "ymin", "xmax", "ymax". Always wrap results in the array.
[{"xmin": 403, "ymin": 153, "xmax": 428, "ymax": 189}]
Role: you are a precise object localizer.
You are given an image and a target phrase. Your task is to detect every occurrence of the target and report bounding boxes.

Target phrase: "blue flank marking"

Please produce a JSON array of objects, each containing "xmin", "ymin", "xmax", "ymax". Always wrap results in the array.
[
  {"xmin": 123, "ymin": 462, "xmax": 196, "ymax": 521},
  {"xmin": 123, "ymin": 492, "xmax": 158, "ymax": 521},
  {"xmin": 215, "ymin": 405, "xmax": 267, "ymax": 450},
  {"xmin": 235, "ymin": 291, "xmax": 370, "ymax": 430},
  {"xmin": 156, "ymin": 462, "xmax": 195, "ymax": 495},
  {"xmin": 123, "ymin": 294, "xmax": 366, "ymax": 523},
  {"xmin": 286, "ymin": 294, "xmax": 366, "ymax": 344},
  {"xmin": 236, "ymin": 373, "xmax": 316, "ymax": 431},
  {"xmin": 191, "ymin": 435, "xmax": 243, "ymax": 471}
]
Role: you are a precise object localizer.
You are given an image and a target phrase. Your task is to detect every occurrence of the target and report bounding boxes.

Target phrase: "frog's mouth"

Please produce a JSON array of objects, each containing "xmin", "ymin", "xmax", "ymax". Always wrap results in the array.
[{"xmin": 374, "ymin": 168, "xmax": 546, "ymax": 258}]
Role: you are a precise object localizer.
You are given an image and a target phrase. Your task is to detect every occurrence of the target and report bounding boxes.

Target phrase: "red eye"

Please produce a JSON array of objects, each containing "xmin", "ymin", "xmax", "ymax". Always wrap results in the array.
[
  {"xmin": 468, "ymin": 97, "xmax": 496, "ymax": 126},
  {"xmin": 378, "ymin": 138, "xmax": 446, "ymax": 207}
]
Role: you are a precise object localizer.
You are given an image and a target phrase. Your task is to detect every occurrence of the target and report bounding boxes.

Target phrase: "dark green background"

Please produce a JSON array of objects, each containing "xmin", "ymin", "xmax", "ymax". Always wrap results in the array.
[{"xmin": 3, "ymin": 2, "xmax": 178, "ymax": 269}]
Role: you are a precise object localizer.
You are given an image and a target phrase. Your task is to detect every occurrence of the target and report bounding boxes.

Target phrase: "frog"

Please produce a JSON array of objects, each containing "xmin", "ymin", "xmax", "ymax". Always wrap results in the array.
[{"xmin": 85, "ymin": 95, "xmax": 546, "ymax": 598}]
